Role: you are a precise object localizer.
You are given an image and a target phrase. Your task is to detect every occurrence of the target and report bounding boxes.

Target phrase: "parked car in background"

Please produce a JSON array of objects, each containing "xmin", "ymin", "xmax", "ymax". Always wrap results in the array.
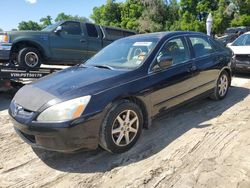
[
  {"xmin": 227, "ymin": 32, "xmax": 250, "ymax": 73},
  {"xmin": 0, "ymin": 21, "xmax": 136, "ymax": 68},
  {"xmin": 9, "ymin": 31, "xmax": 232, "ymax": 153},
  {"xmin": 216, "ymin": 26, "xmax": 249, "ymax": 46}
]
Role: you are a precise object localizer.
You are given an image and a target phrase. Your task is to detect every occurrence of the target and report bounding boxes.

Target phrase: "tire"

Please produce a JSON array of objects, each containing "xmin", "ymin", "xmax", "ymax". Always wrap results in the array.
[
  {"xmin": 17, "ymin": 47, "xmax": 42, "ymax": 69},
  {"xmin": 210, "ymin": 70, "xmax": 230, "ymax": 100},
  {"xmin": 99, "ymin": 100, "xmax": 143, "ymax": 153}
]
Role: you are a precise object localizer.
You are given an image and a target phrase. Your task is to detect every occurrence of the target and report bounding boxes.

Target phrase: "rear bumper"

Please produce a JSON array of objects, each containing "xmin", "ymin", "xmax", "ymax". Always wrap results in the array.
[
  {"xmin": 0, "ymin": 43, "xmax": 11, "ymax": 60},
  {"xmin": 10, "ymin": 111, "xmax": 104, "ymax": 152}
]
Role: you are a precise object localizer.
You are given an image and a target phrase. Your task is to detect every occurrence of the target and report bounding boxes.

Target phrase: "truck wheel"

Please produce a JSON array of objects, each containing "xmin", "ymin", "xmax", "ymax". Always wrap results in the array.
[
  {"xmin": 17, "ymin": 47, "xmax": 42, "ymax": 69},
  {"xmin": 99, "ymin": 100, "xmax": 143, "ymax": 153}
]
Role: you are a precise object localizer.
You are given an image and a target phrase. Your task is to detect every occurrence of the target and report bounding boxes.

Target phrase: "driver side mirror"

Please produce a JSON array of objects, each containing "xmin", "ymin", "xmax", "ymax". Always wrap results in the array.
[
  {"xmin": 157, "ymin": 55, "xmax": 173, "ymax": 69},
  {"xmin": 54, "ymin": 26, "xmax": 62, "ymax": 34}
]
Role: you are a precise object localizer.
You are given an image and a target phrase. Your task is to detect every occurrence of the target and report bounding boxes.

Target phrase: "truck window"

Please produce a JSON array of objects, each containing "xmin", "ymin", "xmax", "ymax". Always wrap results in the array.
[
  {"xmin": 86, "ymin": 23, "xmax": 98, "ymax": 38},
  {"xmin": 106, "ymin": 28, "xmax": 123, "ymax": 36},
  {"xmin": 61, "ymin": 21, "xmax": 82, "ymax": 36}
]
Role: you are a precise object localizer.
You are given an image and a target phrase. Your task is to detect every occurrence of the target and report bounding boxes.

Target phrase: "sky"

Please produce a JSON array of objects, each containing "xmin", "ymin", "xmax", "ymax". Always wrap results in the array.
[{"xmin": 0, "ymin": 0, "xmax": 124, "ymax": 31}]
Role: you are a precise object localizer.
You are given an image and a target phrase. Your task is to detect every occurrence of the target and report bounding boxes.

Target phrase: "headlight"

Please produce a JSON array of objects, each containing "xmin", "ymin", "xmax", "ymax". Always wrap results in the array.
[
  {"xmin": 37, "ymin": 95, "xmax": 91, "ymax": 122},
  {"xmin": 0, "ymin": 34, "xmax": 9, "ymax": 43}
]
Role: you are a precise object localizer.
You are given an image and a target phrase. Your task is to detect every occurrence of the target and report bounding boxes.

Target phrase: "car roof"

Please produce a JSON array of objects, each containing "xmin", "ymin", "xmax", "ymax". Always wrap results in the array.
[{"xmin": 126, "ymin": 31, "xmax": 207, "ymax": 40}]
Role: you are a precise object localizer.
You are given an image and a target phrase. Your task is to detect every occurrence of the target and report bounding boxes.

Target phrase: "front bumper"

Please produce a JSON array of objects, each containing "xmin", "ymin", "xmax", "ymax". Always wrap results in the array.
[
  {"xmin": 9, "ymin": 106, "xmax": 105, "ymax": 152},
  {"xmin": 0, "ymin": 43, "xmax": 12, "ymax": 60}
]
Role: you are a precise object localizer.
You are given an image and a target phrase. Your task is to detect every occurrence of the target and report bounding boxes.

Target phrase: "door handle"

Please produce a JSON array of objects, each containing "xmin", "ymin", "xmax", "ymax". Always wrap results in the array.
[{"xmin": 80, "ymin": 39, "xmax": 86, "ymax": 43}]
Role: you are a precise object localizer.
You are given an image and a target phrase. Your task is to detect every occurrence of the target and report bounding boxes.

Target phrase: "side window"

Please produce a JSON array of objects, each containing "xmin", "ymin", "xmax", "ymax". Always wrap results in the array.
[
  {"xmin": 86, "ymin": 23, "xmax": 98, "ymax": 38},
  {"xmin": 61, "ymin": 22, "xmax": 82, "ymax": 35},
  {"xmin": 157, "ymin": 37, "xmax": 190, "ymax": 65},
  {"xmin": 189, "ymin": 36, "xmax": 215, "ymax": 58}
]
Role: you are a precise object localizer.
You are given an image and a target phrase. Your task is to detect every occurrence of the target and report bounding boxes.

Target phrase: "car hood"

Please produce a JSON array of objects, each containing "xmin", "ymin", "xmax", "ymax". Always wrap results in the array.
[
  {"xmin": 13, "ymin": 66, "xmax": 129, "ymax": 112},
  {"xmin": 228, "ymin": 45, "xmax": 250, "ymax": 55},
  {"xmin": 7, "ymin": 31, "xmax": 50, "ymax": 35}
]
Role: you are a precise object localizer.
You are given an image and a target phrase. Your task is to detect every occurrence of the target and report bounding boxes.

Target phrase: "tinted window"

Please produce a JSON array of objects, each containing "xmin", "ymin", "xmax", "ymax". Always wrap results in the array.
[
  {"xmin": 106, "ymin": 28, "xmax": 123, "ymax": 36},
  {"xmin": 86, "ymin": 23, "xmax": 98, "ymax": 38},
  {"xmin": 190, "ymin": 37, "xmax": 215, "ymax": 58},
  {"xmin": 157, "ymin": 37, "xmax": 190, "ymax": 65},
  {"xmin": 61, "ymin": 22, "xmax": 81, "ymax": 35}
]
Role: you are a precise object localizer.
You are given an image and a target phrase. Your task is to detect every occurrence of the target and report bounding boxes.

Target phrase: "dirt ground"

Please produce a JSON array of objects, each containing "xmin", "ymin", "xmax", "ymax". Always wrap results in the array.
[{"xmin": 0, "ymin": 74, "xmax": 249, "ymax": 188}]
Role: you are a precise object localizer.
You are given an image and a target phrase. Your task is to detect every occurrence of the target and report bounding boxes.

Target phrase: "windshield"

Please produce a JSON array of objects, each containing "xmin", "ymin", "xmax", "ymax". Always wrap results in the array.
[
  {"xmin": 42, "ymin": 22, "xmax": 61, "ymax": 32},
  {"xmin": 85, "ymin": 37, "xmax": 159, "ymax": 70},
  {"xmin": 232, "ymin": 34, "xmax": 250, "ymax": 46}
]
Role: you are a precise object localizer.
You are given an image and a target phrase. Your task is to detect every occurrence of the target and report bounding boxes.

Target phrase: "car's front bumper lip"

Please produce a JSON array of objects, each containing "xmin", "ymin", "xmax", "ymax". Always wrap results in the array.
[
  {"xmin": 0, "ymin": 43, "xmax": 11, "ymax": 60},
  {"xmin": 9, "ymin": 111, "xmax": 104, "ymax": 152}
]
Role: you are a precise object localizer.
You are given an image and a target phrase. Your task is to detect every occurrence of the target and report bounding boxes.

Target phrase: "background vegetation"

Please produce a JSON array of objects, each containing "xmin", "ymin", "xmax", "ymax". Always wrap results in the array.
[{"xmin": 4, "ymin": 0, "xmax": 250, "ymax": 34}]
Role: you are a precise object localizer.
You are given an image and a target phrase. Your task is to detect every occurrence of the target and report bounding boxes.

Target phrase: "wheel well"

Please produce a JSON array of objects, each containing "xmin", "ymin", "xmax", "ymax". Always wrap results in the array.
[
  {"xmin": 119, "ymin": 96, "xmax": 149, "ymax": 129},
  {"xmin": 10, "ymin": 41, "xmax": 45, "ymax": 60},
  {"xmin": 223, "ymin": 68, "xmax": 232, "ymax": 86}
]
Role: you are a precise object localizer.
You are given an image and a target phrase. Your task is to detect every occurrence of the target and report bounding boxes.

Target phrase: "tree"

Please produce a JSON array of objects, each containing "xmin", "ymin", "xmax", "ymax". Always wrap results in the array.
[
  {"xmin": 0, "ymin": 28, "xmax": 3, "ymax": 32},
  {"xmin": 120, "ymin": 0, "xmax": 144, "ymax": 30},
  {"xmin": 40, "ymin": 15, "xmax": 52, "ymax": 28},
  {"xmin": 18, "ymin": 21, "xmax": 42, "ymax": 31},
  {"xmin": 91, "ymin": 0, "xmax": 122, "ymax": 27},
  {"xmin": 55, "ymin": 13, "xmax": 89, "ymax": 23},
  {"xmin": 138, "ymin": 0, "xmax": 168, "ymax": 33}
]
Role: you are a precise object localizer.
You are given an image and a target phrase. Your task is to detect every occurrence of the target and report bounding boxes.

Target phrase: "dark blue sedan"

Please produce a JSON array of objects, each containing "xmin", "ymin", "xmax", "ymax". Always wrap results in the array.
[{"xmin": 9, "ymin": 31, "xmax": 232, "ymax": 153}]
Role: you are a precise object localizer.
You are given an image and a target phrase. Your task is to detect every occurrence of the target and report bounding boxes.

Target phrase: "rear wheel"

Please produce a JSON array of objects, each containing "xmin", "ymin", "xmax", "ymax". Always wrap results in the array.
[
  {"xmin": 210, "ymin": 71, "xmax": 230, "ymax": 100},
  {"xmin": 99, "ymin": 100, "xmax": 143, "ymax": 153},
  {"xmin": 17, "ymin": 47, "xmax": 42, "ymax": 69}
]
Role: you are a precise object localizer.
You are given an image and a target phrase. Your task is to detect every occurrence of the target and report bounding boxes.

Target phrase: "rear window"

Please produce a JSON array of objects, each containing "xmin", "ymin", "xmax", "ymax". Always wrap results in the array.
[{"xmin": 106, "ymin": 28, "xmax": 124, "ymax": 36}]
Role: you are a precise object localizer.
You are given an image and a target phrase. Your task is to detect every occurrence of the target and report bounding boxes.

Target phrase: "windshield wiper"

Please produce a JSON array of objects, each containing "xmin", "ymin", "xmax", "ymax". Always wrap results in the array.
[{"xmin": 93, "ymin": 65, "xmax": 114, "ymax": 70}]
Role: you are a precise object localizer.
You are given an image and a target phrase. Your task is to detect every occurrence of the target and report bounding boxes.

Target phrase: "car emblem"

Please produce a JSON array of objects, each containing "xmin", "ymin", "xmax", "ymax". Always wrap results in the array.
[{"xmin": 12, "ymin": 102, "xmax": 23, "ymax": 117}]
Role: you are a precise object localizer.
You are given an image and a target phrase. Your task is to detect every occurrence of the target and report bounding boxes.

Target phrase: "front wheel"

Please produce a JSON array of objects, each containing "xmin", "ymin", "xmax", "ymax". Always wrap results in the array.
[
  {"xmin": 210, "ymin": 71, "xmax": 230, "ymax": 100},
  {"xmin": 99, "ymin": 100, "xmax": 143, "ymax": 153},
  {"xmin": 17, "ymin": 47, "xmax": 42, "ymax": 69}
]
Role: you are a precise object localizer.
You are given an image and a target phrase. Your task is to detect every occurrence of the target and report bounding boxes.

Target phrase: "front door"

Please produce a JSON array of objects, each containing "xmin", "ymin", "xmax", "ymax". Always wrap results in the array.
[{"xmin": 50, "ymin": 21, "xmax": 87, "ymax": 62}]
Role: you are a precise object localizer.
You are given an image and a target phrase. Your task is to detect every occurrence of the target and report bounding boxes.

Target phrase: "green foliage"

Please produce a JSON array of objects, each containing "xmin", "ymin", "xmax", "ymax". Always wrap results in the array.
[
  {"xmin": 40, "ymin": 15, "xmax": 52, "ymax": 28},
  {"xmin": 91, "ymin": 0, "xmax": 122, "ymax": 27},
  {"xmin": 17, "ymin": 13, "xmax": 90, "ymax": 31},
  {"xmin": 18, "ymin": 21, "xmax": 42, "ymax": 31},
  {"xmin": 90, "ymin": 0, "xmax": 250, "ymax": 34},
  {"xmin": 12, "ymin": 0, "xmax": 250, "ymax": 33},
  {"xmin": 55, "ymin": 13, "xmax": 89, "ymax": 23},
  {"xmin": 120, "ymin": 0, "xmax": 144, "ymax": 30}
]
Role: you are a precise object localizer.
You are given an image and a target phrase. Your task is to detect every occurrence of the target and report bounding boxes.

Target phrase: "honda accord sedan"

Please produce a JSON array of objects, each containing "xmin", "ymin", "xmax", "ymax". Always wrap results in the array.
[{"xmin": 9, "ymin": 31, "xmax": 232, "ymax": 153}]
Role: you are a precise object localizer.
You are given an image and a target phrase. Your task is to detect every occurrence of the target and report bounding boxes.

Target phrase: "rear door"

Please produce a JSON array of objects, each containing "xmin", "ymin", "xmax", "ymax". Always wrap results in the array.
[
  {"xmin": 50, "ymin": 21, "xmax": 88, "ymax": 61},
  {"xmin": 187, "ymin": 35, "xmax": 221, "ymax": 94},
  {"xmin": 148, "ymin": 36, "xmax": 197, "ymax": 116}
]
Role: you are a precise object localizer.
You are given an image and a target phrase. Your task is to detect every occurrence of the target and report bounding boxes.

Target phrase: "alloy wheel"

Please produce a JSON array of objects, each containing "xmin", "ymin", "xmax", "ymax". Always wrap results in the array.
[
  {"xmin": 218, "ymin": 74, "xmax": 229, "ymax": 97},
  {"xmin": 111, "ymin": 110, "xmax": 139, "ymax": 147}
]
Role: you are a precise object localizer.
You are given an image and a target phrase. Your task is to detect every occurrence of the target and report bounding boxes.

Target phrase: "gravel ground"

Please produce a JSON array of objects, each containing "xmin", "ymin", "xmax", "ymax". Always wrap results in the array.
[{"xmin": 0, "ymin": 75, "xmax": 249, "ymax": 188}]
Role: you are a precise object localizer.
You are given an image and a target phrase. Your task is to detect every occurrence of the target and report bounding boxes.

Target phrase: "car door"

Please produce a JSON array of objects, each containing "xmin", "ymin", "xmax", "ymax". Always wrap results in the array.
[
  {"xmin": 84, "ymin": 23, "xmax": 103, "ymax": 61},
  {"xmin": 50, "ymin": 21, "xmax": 88, "ymax": 61},
  {"xmin": 187, "ymin": 35, "xmax": 221, "ymax": 95},
  {"xmin": 148, "ymin": 36, "xmax": 197, "ymax": 117}
]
